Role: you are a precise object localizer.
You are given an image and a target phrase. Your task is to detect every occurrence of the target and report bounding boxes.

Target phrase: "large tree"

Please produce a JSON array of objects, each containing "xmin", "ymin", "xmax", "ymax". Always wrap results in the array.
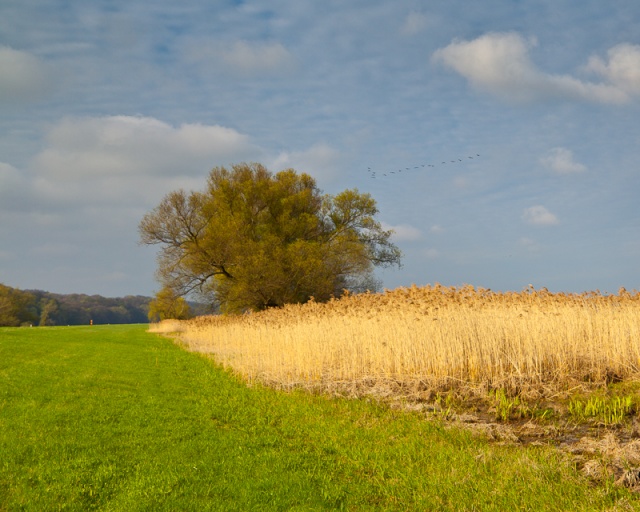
[{"xmin": 139, "ymin": 163, "xmax": 401, "ymax": 313}]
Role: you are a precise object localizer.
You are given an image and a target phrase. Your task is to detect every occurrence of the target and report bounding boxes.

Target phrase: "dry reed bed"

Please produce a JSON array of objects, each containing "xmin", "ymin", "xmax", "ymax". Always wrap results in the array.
[{"xmin": 168, "ymin": 285, "xmax": 640, "ymax": 399}]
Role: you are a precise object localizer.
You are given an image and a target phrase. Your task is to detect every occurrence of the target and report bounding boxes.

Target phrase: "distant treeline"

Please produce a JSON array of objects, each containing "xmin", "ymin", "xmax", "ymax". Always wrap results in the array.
[{"xmin": 0, "ymin": 283, "xmax": 151, "ymax": 326}]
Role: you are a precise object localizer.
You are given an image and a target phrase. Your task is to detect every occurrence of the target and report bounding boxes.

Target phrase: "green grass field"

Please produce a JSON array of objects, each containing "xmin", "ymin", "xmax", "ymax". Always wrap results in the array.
[{"xmin": 0, "ymin": 325, "xmax": 637, "ymax": 511}]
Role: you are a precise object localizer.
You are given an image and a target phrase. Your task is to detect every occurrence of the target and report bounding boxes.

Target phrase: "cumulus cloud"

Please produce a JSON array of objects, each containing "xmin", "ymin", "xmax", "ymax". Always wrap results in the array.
[
  {"xmin": 22, "ymin": 116, "xmax": 352, "ymax": 220},
  {"xmin": 522, "ymin": 205, "xmax": 559, "ymax": 226},
  {"xmin": 540, "ymin": 147, "xmax": 586, "ymax": 174},
  {"xmin": 29, "ymin": 115, "xmax": 260, "ymax": 206},
  {"xmin": 586, "ymin": 43, "xmax": 640, "ymax": 96},
  {"xmin": 401, "ymin": 12, "xmax": 428, "ymax": 36},
  {"xmin": 0, "ymin": 46, "xmax": 52, "ymax": 102},
  {"xmin": 39, "ymin": 115, "xmax": 252, "ymax": 173},
  {"xmin": 188, "ymin": 40, "xmax": 295, "ymax": 76},
  {"xmin": 432, "ymin": 32, "xmax": 629, "ymax": 104}
]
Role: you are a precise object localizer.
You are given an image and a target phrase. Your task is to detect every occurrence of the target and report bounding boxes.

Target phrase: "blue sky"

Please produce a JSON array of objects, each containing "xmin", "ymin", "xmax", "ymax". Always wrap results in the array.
[{"xmin": 1, "ymin": 0, "xmax": 639, "ymax": 297}]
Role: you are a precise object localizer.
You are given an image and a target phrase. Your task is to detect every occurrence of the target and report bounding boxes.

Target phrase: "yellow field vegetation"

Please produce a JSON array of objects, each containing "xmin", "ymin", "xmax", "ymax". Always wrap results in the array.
[{"xmin": 159, "ymin": 284, "xmax": 640, "ymax": 399}]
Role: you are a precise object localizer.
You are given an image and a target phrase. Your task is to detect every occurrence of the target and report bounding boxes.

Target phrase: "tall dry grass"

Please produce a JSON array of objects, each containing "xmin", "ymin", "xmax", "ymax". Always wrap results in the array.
[{"xmin": 171, "ymin": 284, "xmax": 640, "ymax": 399}]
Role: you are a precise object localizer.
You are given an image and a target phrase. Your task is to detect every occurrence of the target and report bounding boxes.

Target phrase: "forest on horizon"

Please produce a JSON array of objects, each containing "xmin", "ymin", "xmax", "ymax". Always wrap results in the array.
[{"xmin": 0, "ymin": 283, "xmax": 151, "ymax": 326}]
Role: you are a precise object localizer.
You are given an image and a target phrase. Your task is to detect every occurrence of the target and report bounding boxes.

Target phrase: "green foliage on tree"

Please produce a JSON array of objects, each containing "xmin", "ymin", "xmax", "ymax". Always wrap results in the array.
[
  {"xmin": 147, "ymin": 286, "xmax": 192, "ymax": 322},
  {"xmin": 38, "ymin": 298, "xmax": 58, "ymax": 326},
  {"xmin": 139, "ymin": 163, "xmax": 401, "ymax": 313},
  {"xmin": 0, "ymin": 284, "xmax": 37, "ymax": 326}
]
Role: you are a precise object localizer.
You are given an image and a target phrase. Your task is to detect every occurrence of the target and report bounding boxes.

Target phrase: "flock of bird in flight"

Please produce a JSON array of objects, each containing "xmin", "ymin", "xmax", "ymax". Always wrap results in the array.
[{"xmin": 367, "ymin": 153, "xmax": 481, "ymax": 179}]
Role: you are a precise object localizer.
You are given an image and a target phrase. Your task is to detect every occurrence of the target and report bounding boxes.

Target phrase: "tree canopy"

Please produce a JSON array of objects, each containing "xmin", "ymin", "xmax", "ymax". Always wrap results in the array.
[
  {"xmin": 147, "ymin": 286, "xmax": 192, "ymax": 322},
  {"xmin": 139, "ymin": 163, "xmax": 401, "ymax": 313},
  {"xmin": 0, "ymin": 284, "xmax": 37, "ymax": 326}
]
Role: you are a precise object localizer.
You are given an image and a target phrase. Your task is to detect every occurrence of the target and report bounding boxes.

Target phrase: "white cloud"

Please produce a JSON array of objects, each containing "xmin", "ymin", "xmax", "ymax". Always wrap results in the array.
[
  {"xmin": 39, "ymin": 115, "xmax": 255, "ymax": 176},
  {"xmin": 0, "ymin": 46, "xmax": 52, "ymax": 102},
  {"xmin": 540, "ymin": 147, "xmax": 586, "ymax": 174},
  {"xmin": 522, "ymin": 205, "xmax": 559, "ymax": 226},
  {"xmin": 381, "ymin": 223, "xmax": 422, "ymax": 242},
  {"xmin": 586, "ymin": 44, "xmax": 640, "ymax": 96},
  {"xmin": 39, "ymin": 115, "xmax": 253, "ymax": 174},
  {"xmin": 429, "ymin": 224, "xmax": 445, "ymax": 234},
  {"xmin": 30, "ymin": 115, "xmax": 260, "ymax": 206},
  {"xmin": 432, "ymin": 32, "xmax": 629, "ymax": 104},
  {"xmin": 24, "ymin": 116, "xmax": 349, "ymax": 219},
  {"xmin": 401, "ymin": 12, "xmax": 428, "ymax": 36}
]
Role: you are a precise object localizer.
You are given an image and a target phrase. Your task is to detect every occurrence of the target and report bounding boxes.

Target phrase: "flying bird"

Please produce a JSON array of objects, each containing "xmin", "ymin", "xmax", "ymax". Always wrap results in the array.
[{"xmin": 366, "ymin": 152, "xmax": 481, "ymax": 180}]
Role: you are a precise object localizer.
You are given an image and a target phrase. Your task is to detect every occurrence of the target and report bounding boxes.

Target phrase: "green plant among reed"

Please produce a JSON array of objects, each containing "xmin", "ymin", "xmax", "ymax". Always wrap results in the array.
[
  {"xmin": 493, "ymin": 389, "xmax": 532, "ymax": 422},
  {"xmin": 568, "ymin": 395, "xmax": 635, "ymax": 426}
]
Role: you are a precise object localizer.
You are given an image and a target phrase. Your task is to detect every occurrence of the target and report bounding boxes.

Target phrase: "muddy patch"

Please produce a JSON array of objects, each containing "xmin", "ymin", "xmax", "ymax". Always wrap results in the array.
[{"xmin": 393, "ymin": 399, "xmax": 640, "ymax": 493}]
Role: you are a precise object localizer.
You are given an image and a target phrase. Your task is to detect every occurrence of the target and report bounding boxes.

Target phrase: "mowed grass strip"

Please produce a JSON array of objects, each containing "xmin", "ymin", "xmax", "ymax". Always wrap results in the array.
[{"xmin": 0, "ymin": 326, "xmax": 636, "ymax": 511}]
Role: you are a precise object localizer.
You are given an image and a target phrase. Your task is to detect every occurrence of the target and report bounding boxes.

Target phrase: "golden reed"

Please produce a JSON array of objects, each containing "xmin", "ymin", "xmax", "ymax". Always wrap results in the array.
[{"xmin": 155, "ymin": 285, "xmax": 640, "ymax": 399}]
